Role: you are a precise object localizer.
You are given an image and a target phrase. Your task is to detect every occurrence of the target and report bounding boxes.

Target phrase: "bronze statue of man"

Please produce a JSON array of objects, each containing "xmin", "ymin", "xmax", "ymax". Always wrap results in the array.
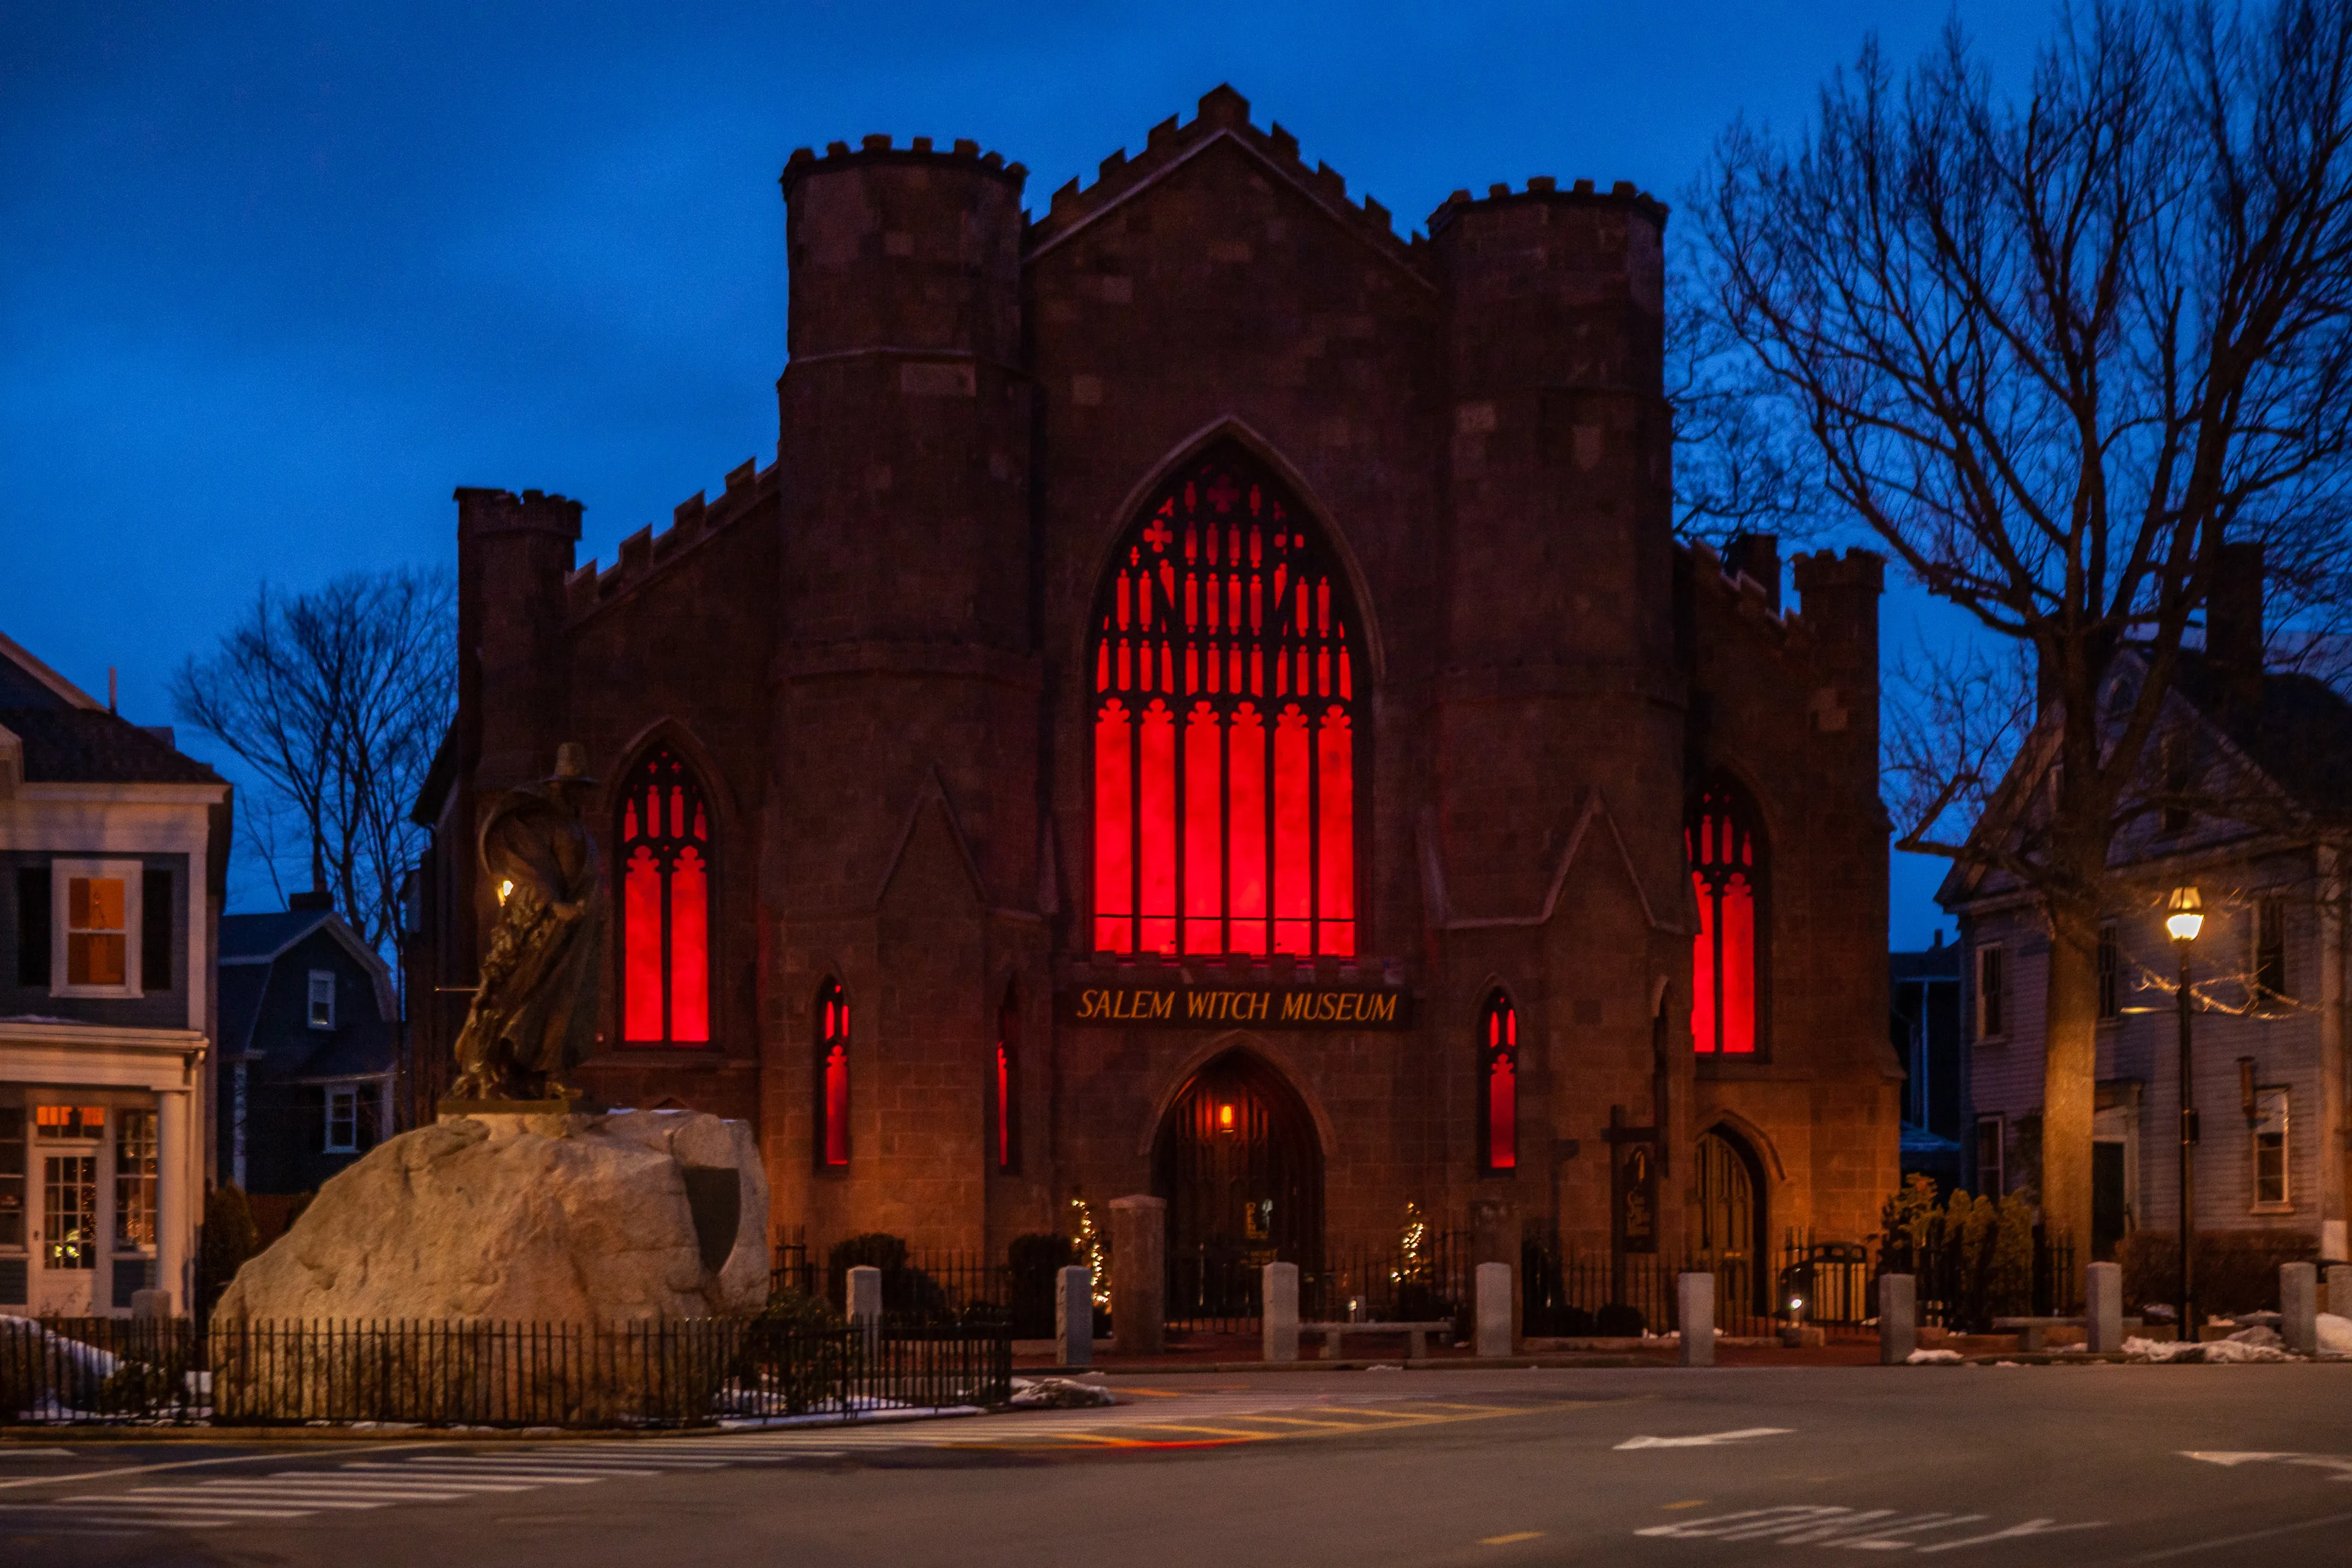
[{"xmin": 448, "ymin": 742, "xmax": 606, "ymax": 1104}]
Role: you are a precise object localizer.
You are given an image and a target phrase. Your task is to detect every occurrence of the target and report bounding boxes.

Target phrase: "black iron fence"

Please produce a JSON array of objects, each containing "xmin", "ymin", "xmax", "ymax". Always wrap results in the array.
[
  {"xmin": 1879, "ymin": 1219, "xmax": 2078, "ymax": 1332},
  {"xmin": 0, "ymin": 1316, "xmax": 1011, "ymax": 1428}
]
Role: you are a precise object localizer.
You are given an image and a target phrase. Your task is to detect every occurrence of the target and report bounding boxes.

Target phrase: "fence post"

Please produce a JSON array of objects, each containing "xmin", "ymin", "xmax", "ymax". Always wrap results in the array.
[
  {"xmin": 1057, "ymin": 1266, "xmax": 1093, "ymax": 1368},
  {"xmin": 2084, "ymin": 1261, "xmax": 2124, "ymax": 1352},
  {"xmin": 848, "ymin": 1264, "xmax": 882, "ymax": 1354},
  {"xmin": 1877, "ymin": 1273, "xmax": 1917, "ymax": 1365},
  {"xmin": 1109, "ymin": 1194, "xmax": 1167, "ymax": 1356},
  {"xmin": 1475, "ymin": 1261, "xmax": 1512, "ymax": 1358},
  {"xmin": 1262, "ymin": 1262, "xmax": 1300, "ymax": 1363},
  {"xmin": 2282, "ymin": 1262, "xmax": 2319, "ymax": 1355},
  {"xmin": 1678, "ymin": 1273, "xmax": 1715, "ymax": 1366}
]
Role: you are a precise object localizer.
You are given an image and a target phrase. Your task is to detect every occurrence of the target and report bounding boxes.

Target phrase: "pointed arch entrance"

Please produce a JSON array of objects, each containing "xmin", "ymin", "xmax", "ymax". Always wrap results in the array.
[
  {"xmin": 1152, "ymin": 1049, "xmax": 1325, "ymax": 1322},
  {"xmin": 1694, "ymin": 1124, "xmax": 1768, "ymax": 1319}
]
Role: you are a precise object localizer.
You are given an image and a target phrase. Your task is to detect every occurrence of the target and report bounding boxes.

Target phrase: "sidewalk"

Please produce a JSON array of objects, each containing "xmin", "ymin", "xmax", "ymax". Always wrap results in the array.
[{"xmin": 1014, "ymin": 1330, "xmax": 1893, "ymax": 1373}]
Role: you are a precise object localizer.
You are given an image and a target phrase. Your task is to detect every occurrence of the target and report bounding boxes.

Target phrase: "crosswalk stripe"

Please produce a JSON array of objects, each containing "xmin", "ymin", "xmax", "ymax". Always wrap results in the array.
[
  {"xmin": 399, "ymin": 1459, "xmax": 663, "ymax": 1477},
  {"xmin": 337, "ymin": 1465, "xmax": 589, "ymax": 1485},
  {"xmin": 57, "ymin": 1497, "xmax": 317, "ymax": 1518},
  {"xmin": 181, "ymin": 1482, "xmax": 484, "ymax": 1498},
  {"xmin": 134, "ymin": 1492, "xmax": 390, "ymax": 1510}
]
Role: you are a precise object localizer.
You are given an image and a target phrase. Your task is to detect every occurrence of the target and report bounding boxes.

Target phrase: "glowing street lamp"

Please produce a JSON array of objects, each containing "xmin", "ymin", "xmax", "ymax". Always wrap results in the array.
[{"xmin": 2169, "ymin": 886, "xmax": 2203, "ymax": 1343}]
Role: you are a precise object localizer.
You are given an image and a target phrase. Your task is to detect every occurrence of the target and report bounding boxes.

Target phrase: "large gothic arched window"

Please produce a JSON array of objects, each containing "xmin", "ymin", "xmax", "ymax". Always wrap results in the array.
[
  {"xmin": 1687, "ymin": 775, "xmax": 1766, "ymax": 1055},
  {"xmin": 618, "ymin": 747, "xmax": 710, "ymax": 1047},
  {"xmin": 1478, "ymin": 990, "xmax": 1518, "ymax": 1172},
  {"xmin": 1091, "ymin": 447, "xmax": 1359, "ymax": 957}
]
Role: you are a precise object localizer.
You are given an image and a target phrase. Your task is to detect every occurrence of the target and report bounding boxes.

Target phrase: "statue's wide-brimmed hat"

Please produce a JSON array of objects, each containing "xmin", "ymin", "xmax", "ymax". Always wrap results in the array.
[{"xmin": 543, "ymin": 742, "xmax": 597, "ymax": 786}]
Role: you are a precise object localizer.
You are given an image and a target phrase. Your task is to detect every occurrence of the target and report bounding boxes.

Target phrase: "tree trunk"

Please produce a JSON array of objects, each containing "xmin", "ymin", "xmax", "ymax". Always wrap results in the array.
[{"xmin": 2040, "ymin": 900, "xmax": 2101, "ymax": 1310}]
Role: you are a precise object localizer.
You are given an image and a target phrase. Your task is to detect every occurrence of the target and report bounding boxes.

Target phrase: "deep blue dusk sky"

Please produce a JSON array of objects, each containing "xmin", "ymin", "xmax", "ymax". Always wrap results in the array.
[{"xmin": 0, "ymin": 1, "xmax": 2046, "ymax": 932}]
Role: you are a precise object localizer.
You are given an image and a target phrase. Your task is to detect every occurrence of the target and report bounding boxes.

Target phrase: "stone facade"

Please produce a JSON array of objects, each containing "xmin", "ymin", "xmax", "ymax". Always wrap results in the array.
[{"xmin": 406, "ymin": 87, "xmax": 1901, "ymax": 1277}]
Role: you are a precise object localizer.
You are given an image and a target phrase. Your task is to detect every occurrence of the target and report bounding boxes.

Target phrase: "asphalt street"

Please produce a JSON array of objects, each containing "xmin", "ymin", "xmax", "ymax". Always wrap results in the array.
[{"xmin": 1, "ymin": 1364, "xmax": 2348, "ymax": 1567}]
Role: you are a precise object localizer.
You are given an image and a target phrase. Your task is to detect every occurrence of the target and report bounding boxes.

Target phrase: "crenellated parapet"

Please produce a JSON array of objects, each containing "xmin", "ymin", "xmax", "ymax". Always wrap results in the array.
[
  {"xmin": 563, "ymin": 457, "xmax": 774, "ymax": 622},
  {"xmin": 1023, "ymin": 84, "xmax": 1425, "ymax": 276}
]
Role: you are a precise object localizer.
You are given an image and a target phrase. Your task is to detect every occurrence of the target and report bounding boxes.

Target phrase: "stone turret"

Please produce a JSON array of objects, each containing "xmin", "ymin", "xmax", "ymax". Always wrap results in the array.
[{"xmin": 456, "ymin": 486, "xmax": 581, "ymax": 794}]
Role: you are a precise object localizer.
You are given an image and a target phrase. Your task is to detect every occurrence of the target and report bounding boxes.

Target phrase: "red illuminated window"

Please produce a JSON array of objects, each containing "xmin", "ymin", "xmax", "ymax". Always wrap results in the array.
[
  {"xmin": 815, "ymin": 979, "xmax": 849, "ymax": 1168},
  {"xmin": 993, "ymin": 989, "xmax": 1019, "ymax": 1175},
  {"xmin": 618, "ymin": 747, "xmax": 711, "ymax": 1047},
  {"xmin": 1479, "ymin": 991, "xmax": 1517, "ymax": 1172},
  {"xmin": 1091, "ymin": 446, "xmax": 1359, "ymax": 957},
  {"xmin": 1687, "ymin": 775, "xmax": 1766, "ymax": 1055}
]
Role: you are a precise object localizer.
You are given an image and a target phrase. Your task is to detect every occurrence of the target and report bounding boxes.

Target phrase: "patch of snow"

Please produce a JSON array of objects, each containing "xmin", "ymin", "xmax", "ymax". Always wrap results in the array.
[
  {"xmin": 1905, "ymin": 1349, "xmax": 1962, "ymax": 1365},
  {"xmin": 2122, "ymin": 1335, "xmax": 2294, "ymax": 1363},
  {"xmin": 2226, "ymin": 1325, "xmax": 2283, "ymax": 1349},
  {"xmin": 2317, "ymin": 1313, "xmax": 2352, "ymax": 1354},
  {"xmin": 1007, "ymin": 1377, "xmax": 1118, "ymax": 1409}
]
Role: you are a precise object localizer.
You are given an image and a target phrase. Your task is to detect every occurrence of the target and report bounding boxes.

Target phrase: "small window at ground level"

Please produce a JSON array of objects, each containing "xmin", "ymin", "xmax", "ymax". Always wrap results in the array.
[
  {"xmin": 115, "ymin": 1108, "xmax": 156, "ymax": 1251},
  {"xmin": 325, "ymin": 1087, "xmax": 358, "ymax": 1153},
  {"xmin": 1975, "ymin": 1115, "xmax": 2005, "ymax": 1196}
]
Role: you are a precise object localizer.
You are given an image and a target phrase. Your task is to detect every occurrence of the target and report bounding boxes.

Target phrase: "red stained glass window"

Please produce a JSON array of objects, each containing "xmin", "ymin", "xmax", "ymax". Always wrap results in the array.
[
  {"xmin": 1687, "ymin": 775, "xmax": 1766, "ymax": 1055},
  {"xmin": 816, "ymin": 979, "xmax": 850, "ymax": 1167},
  {"xmin": 617, "ymin": 747, "xmax": 712, "ymax": 1047},
  {"xmin": 993, "ymin": 989, "xmax": 1019, "ymax": 1174},
  {"xmin": 1479, "ymin": 991, "xmax": 1517, "ymax": 1172},
  {"xmin": 1091, "ymin": 447, "xmax": 1360, "ymax": 956}
]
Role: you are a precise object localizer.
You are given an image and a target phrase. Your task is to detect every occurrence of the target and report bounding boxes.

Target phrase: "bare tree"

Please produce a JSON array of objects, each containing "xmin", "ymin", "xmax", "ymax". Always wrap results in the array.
[
  {"xmin": 172, "ymin": 568, "xmax": 454, "ymax": 959},
  {"xmin": 1694, "ymin": 0, "xmax": 2352, "ymax": 1254}
]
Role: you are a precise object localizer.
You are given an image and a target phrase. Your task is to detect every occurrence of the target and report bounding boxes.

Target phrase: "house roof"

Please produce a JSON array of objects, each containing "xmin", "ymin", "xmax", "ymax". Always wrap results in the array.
[
  {"xmin": 1938, "ymin": 646, "xmax": 2352, "ymax": 911},
  {"xmin": 217, "ymin": 907, "xmax": 398, "ymax": 1023},
  {"xmin": 1891, "ymin": 944, "xmax": 1962, "ymax": 984},
  {"xmin": 2166, "ymin": 648, "xmax": 2352, "ymax": 823},
  {"xmin": 287, "ymin": 1021, "xmax": 398, "ymax": 1082},
  {"xmin": 0, "ymin": 706, "xmax": 223, "ymax": 785}
]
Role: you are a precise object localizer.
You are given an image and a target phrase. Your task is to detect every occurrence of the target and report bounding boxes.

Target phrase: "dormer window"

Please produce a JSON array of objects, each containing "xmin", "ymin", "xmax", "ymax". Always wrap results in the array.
[{"xmin": 308, "ymin": 970, "xmax": 336, "ymax": 1030}]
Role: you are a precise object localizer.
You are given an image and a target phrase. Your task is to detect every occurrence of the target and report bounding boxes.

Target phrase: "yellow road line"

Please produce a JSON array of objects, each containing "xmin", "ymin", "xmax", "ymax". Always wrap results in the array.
[
  {"xmin": 1482, "ymin": 1532, "xmax": 1545, "ymax": 1545},
  {"xmin": 1115, "ymin": 1424, "xmax": 1280, "ymax": 1439}
]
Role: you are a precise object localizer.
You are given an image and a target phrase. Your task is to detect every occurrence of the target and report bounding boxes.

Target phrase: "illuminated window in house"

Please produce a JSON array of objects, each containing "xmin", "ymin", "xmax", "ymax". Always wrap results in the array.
[
  {"xmin": 2252, "ymin": 1087, "xmax": 2290, "ymax": 1210},
  {"xmin": 1091, "ymin": 445, "xmax": 1360, "ymax": 958},
  {"xmin": 114, "ymin": 1109, "xmax": 156, "ymax": 1251},
  {"xmin": 619, "ymin": 748, "xmax": 712, "ymax": 1047},
  {"xmin": 815, "ymin": 980, "xmax": 850, "ymax": 1169},
  {"xmin": 1687, "ymin": 777, "xmax": 1765, "ymax": 1055},
  {"xmin": 1479, "ymin": 991, "xmax": 1518, "ymax": 1173},
  {"xmin": 993, "ymin": 990, "xmax": 1019, "ymax": 1175},
  {"xmin": 52, "ymin": 861, "xmax": 140, "ymax": 995}
]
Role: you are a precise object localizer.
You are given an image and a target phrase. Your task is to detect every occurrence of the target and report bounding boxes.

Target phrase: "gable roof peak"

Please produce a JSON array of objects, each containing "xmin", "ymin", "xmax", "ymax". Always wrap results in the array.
[{"xmin": 1026, "ymin": 85, "xmax": 1424, "ymax": 279}]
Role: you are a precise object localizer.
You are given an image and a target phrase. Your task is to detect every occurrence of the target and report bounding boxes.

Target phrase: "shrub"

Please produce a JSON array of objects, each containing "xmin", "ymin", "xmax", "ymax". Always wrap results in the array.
[
  {"xmin": 1007, "ymin": 1232, "xmax": 1076, "ymax": 1337},
  {"xmin": 826, "ymin": 1232, "xmax": 950, "ymax": 1321}
]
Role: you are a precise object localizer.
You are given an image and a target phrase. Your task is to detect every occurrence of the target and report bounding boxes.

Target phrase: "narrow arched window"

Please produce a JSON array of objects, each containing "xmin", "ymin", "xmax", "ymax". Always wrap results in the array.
[
  {"xmin": 618, "ymin": 747, "xmax": 710, "ymax": 1047},
  {"xmin": 1091, "ymin": 445, "xmax": 1360, "ymax": 957},
  {"xmin": 815, "ymin": 979, "xmax": 850, "ymax": 1168},
  {"xmin": 1687, "ymin": 775, "xmax": 1766, "ymax": 1055},
  {"xmin": 993, "ymin": 989, "xmax": 1019, "ymax": 1175},
  {"xmin": 1478, "ymin": 990, "xmax": 1517, "ymax": 1172}
]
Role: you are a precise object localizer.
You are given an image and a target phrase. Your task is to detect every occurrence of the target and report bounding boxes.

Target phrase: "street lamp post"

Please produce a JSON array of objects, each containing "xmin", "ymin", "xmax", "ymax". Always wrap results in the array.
[{"xmin": 2167, "ymin": 886, "xmax": 2204, "ymax": 1343}]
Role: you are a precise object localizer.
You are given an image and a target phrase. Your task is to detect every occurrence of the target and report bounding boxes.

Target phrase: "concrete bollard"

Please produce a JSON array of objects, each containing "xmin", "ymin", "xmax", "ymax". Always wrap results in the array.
[
  {"xmin": 847, "ymin": 1264, "xmax": 882, "ymax": 1351},
  {"xmin": 1475, "ymin": 1261, "xmax": 1513, "ymax": 1358},
  {"xmin": 1057, "ymin": 1266, "xmax": 1093, "ymax": 1368},
  {"xmin": 1109, "ymin": 1194, "xmax": 1167, "ymax": 1356},
  {"xmin": 1261, "ymin": 1261, "xmax": 1300, "ymax": 1363},
  {"xmin": 2282, "ymin": 1262, "xmax": 2319, "ymax": 1355},
  {"xmin": 1877, "ymin": 1273, "xmax": 1917, "ymax": 1365},
  {"xmin": 129, "ymin": 1288, "xmax": 173, "ymax": 1320},
  {"xmin": 1678, "ymin": 1272, "xmax": 1715, "ymax": 1366},
  {"xmin": 2085, "ymin": 1261, "xmax": 2124, "ymax": 1352}
]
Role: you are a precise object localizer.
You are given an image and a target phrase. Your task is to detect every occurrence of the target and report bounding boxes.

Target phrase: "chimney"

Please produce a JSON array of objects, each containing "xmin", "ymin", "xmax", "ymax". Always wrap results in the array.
[
  {"xmin": 1723, "ymin": 533, "xmax": 1781, "ymax": 613},
  {"xmin": 288, "ymin": 889, "xmax": 334, "ymax": 913},
  {"xmin": 2208, "ymin": 540, "xmax": 2264, "ymax": 710}
]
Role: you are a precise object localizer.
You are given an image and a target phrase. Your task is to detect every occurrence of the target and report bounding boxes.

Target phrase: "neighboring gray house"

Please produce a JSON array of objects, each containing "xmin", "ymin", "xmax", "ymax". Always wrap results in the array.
[
  {"xmin": 1942, "ymin": 559, "xmax": 2351, "ymax": 1263},
  {"xmin": 217, "ymin": 897, "xmax": 399, "ymax": 1200}
]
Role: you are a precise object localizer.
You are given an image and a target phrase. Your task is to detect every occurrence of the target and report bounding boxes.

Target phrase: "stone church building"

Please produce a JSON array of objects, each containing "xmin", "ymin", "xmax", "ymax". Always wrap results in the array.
[{"xmin": 407, "ymin": 87, "xmax": 1900, "ymax": 1305}]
